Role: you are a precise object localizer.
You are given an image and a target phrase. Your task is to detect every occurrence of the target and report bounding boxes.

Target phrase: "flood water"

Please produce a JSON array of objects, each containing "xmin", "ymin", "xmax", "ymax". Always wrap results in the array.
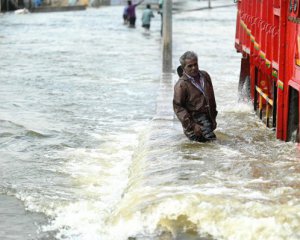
[{"xmin": 1, "ymin": 2, "xmax": 300, "ymax": 240}]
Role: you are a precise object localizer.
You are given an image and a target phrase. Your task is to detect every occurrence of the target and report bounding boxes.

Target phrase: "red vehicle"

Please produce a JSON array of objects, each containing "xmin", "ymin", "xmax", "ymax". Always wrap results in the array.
[{"xmin": 235, "ymin": 0, "xmax": 300, "ymax": 142}]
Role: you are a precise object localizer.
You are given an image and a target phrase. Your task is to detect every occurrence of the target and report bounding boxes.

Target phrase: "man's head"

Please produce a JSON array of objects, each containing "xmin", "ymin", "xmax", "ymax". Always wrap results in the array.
[
  {"xmin": 179, "ymin": 51, "xmax": 199, "ymax": 77},
  {"xmin": 147, "ymin": 4, "xmax": 151, "ymax": 8},
  {"xmin": 128, "ymin": 1, "xmax": 132, "ymax": 5}
]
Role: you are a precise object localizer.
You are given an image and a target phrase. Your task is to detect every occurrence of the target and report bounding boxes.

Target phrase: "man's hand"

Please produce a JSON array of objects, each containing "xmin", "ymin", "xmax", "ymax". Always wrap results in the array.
[
  {"xmin": 212, "ymin": 121, "xmax": 217, "ymax": 131},
  {"xmin": 193, "ymin": 124, "xmax": 203, "ymax": 136}
]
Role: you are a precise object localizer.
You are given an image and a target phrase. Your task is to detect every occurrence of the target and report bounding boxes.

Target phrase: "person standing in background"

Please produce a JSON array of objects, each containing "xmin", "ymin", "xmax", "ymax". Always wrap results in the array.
[
  {"xmin": 158, "ymin": 0, "xmax": 163, "ymax": 9},
  {"xmin": 158, "ymin": 0, "xmax": 163, "ymax": 35},
  {"xmin": 141, "ymin": 4, "xmax": 154, "ymax": 31},
  {"xmin": 126, "ymin": 0, "xmax": 145, "ymax": 28},
  {"xmin": 123, "ymin": 4, "xmax": 129, "ymax": 24}
]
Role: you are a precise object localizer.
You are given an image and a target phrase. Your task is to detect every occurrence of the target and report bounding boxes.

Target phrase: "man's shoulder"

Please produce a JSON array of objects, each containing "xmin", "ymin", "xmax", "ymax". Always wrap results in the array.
[
  {"xmin": 175, "ymin": 77, "xmax": 188, "ymax": 87},
  {"xmin": 199, "ymin": 70, "xmax": 210, "ymax": 77},
  {"xmin": 200, "ymin": 70, "xmax": 212, "ymax": 82}
]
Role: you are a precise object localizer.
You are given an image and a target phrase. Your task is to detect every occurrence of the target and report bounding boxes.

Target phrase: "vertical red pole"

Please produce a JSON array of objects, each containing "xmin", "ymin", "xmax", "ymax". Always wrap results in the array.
[{"xmin": 276, "ymin": 0, "xmax": 287, "ymax": 140}]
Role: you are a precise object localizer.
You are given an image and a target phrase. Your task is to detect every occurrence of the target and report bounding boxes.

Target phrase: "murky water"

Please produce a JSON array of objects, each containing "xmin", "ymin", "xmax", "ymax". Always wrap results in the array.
[{"xmin": 1, "ymin": 2, "xmax": 300, "ymax": 240}]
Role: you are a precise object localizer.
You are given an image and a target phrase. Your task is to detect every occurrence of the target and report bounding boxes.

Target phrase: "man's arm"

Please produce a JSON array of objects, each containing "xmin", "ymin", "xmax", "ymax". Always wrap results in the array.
[
  {"xmin": 202, "ymin": 71, "xmax": 218, "ymax": 130},
  {"xmin": 135, "ymin": 0, "xmax": 145, "ymax": 6},
  {"xmin": 173, "ymin": 81, "xmax": 201, "ymax": 135}
]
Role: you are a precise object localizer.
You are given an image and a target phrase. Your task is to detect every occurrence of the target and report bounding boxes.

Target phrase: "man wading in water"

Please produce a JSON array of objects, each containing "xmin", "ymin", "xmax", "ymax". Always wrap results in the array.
[
  {"xmin": 173, "ymin": 51, "xmax": 218, "ymax": 142},
  {"xmin": 126, "ymin": 0, "xmax": 145, "ymax": 28}
]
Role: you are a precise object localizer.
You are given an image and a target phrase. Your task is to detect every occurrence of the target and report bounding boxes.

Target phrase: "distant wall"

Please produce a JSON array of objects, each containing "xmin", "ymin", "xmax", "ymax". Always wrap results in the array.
[
  {"xmin": 19, "ymin": 0, "xmax": 157, "ymax": 10},
  {"xmin": 110, "ymin": 0, "xmax": 158, "ymax": 5},
  {"xmin": 90, "ymin": 0, "xmax": 110, "ymax": 7},
  {"xmin": 22, "ymin": 0, "xmax": 89, "ymax": 8}
]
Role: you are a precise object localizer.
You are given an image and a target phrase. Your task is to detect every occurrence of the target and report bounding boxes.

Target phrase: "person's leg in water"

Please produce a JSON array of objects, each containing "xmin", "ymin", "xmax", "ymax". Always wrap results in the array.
[
  {"xmin": 123, "ymin": 14, "xmax": 128, "ymax": 25},
  {"xmin": 129, "ymin": 17, "xmax": 136, "ymax": 27},
  {"xmin": 195, "ymin": 114, "xmax": 216, "ymax": 141},
  {"xmin": 142, "ymin": 24, "xmax": 150, "ymax": 32},
  {"xmin": 188, "ymin": 135, "xmax": 208, "ymax": 142}
]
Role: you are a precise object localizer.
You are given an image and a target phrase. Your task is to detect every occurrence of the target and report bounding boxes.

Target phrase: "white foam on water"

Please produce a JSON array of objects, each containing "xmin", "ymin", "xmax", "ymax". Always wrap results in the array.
[
  {"xmin": 41, "ymin": 130, "xmax": 143, "ymax": 240},
  {"xmin": 105, "ymin": 188, "xmax": 300, "ymax": 240},
  {"xmin": 220, "ymin": 101, "xmax": 253, "ymax": 113},
  {"xmin": 18, "ymin": 141, "xmax": 300, "ymax": 239}
]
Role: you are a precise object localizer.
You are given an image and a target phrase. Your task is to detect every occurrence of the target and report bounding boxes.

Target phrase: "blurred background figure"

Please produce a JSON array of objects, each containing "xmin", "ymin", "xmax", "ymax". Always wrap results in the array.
[
  {"xmin": 158, "ymin": 0, "xmax": 163, "ymax": 9},
  {"xmin": 123, "ymin": 4, "xmax": 128, "ymax": 24},
  {"xmin": 126, "ymin": 0, "xmax": 144, "ymax": 28},
  {"xmin": 158, "ymin": 0, "xmax": 163, "ymax": 35},
  {"xmin": 35, "ymin": 0, "xmax": 42, "ymax": 7},
  {"xmin": 141, "ymin": 4, "xmax": 154, "ymax": 31}
]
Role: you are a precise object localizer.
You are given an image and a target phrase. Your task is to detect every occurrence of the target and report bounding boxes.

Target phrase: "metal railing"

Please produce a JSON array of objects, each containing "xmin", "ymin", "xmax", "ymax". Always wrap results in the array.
[{"xmin": 255, "ymin": 85, "xmax": 274, "ymax": 128}]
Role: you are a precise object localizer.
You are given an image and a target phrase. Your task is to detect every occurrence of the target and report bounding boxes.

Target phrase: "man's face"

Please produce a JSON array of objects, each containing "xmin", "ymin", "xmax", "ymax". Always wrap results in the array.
[{"xmin": 183, "ymin": 58, "xmax": 198, "ymax": 77}]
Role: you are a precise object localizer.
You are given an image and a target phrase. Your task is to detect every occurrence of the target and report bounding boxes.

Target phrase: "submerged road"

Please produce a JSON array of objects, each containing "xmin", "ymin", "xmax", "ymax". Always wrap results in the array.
[{"xmin": 0, "ymin": 1, "xmax": 300, "ymax": 240}]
